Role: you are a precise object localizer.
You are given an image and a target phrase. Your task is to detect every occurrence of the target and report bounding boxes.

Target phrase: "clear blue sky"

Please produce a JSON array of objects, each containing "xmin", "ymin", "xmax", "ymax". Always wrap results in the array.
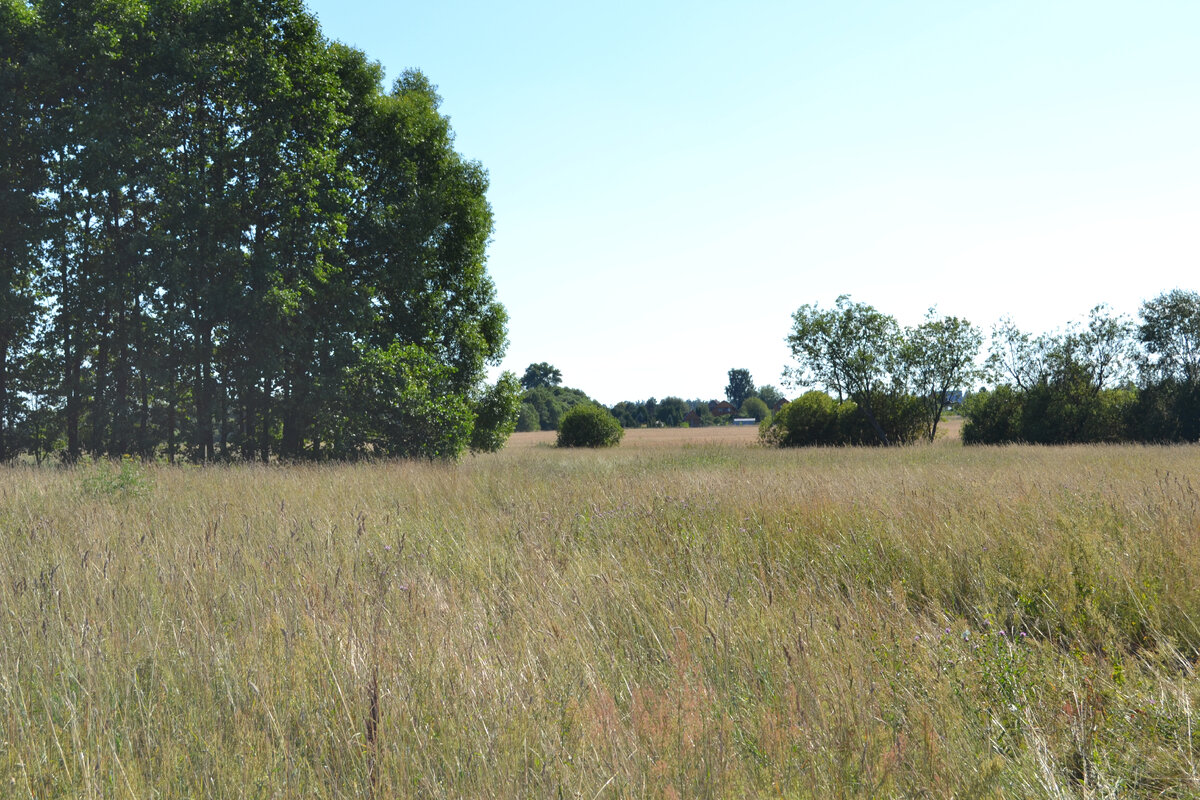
[{"xmin": 304, "ymin": 0, "xmax": 1200, "ymax": 405}]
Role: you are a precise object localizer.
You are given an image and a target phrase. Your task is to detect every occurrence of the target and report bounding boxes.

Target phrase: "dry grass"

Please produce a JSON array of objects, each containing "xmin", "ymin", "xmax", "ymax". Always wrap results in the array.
[{"xmin": 2, "ymin": 441, "xmax": 1200, "ymax": 798}]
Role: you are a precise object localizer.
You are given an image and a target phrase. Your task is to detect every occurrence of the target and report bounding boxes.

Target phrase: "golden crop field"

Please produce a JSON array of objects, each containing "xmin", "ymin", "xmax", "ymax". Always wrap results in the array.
[{"xmin": 2, "ymin": 435, "xmax": 1198, "ymax": 798}]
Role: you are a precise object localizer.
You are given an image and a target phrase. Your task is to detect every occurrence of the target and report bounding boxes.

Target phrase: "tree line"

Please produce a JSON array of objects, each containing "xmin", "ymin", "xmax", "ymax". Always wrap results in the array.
[
  {"xmin": 510, "ymin": 363, "xmax": 789, "ymax": 433},
  {"xmin": 769, "ymin": 290, "xmax": 1200, "ymax": 447},
  {"xmin": 963, "ymin": 290, "xmax": 1200, "ymax": 444},
  {"xmin": 0, "ymin": 0, "xmax": 518, "ymax": 463}
]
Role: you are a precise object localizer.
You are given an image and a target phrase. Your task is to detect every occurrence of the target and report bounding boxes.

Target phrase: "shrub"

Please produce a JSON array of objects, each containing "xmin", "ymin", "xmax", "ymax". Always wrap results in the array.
[
  {"xmin": 962, "ymin": 386, "xmax": 1023, "ymax": 444},
  {"xmin": 739, "ymin": 396, "xmax": 770, "ymax": 423},
  {"xmin": 469, "ymin": 372, "xmax": 521, "ymax": 453},
  {"xmin": 557, "ymin": 404, "xmax": 624, "ymax": 448},
  {"xmin": 515, "ymin": 404, "xmax": 539, "ymax": 432},
  {"xmin": 761, "ymin": 391, "xmax": 839, "ymax": 446}
]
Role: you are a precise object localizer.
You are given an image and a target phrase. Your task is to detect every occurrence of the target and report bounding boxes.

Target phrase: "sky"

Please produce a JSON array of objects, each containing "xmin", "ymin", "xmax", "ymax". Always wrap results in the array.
[{"xmin": 303, "ymin": 0, "xmax": 1200, "ymax": 406}]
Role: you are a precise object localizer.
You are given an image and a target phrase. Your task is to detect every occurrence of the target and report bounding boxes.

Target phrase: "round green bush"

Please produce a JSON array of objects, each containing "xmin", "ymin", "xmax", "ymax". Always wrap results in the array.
[
  {"xmin": 557, "ymin": 404, "xmax": 624, "ymax": 448},
  {"xmin": 762, "ymin": 390, "xmax": 839, "ymax": 446}
]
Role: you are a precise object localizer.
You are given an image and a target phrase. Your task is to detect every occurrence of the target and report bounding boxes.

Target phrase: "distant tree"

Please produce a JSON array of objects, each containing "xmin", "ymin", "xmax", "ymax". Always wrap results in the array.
[
  {"xmin": 687, "ymin": 399, "xmax": 716, "ymax": 426},
  {"xmin": 521, "ymin": 362, "xmax": 563, "ymax": 390},
  {"xmin": 610, "ymin": 401, "xmax": 640, "ymax": 428},
  {"xmin": 522, "ymin": 384, "xmax": 592, "ymax": 431},
  {"xmin": 739, "ymin": 396, "xmax": 770, "ymax": 422},
  {"xmin": 900, "ymin": 310, "xmax": 983, "ymax": 442},
  {"xmin": 643, "ymin": 397, "xmax": 658, "ymax": 426},
  {"xmin": 785, "ymin": 296, "xmax": 901, "ymax": 445},
  {"xmin": 656, "ymin": 396, "xmax": 688, "ymax": 427},
  {"xmin": 725, "ymin": 369, "xmax": 756, "ymax": 409},
  {"xmin": 1138, "ymin": 290, "xmax": 1200, "ymax": 386},
  {"xmin": 757, "ymin": 385, "xmax": 785, "ymax": 408},
  {"xmin": 988, "ymin": 317, "xmax": 1052, "ymax": 391}
]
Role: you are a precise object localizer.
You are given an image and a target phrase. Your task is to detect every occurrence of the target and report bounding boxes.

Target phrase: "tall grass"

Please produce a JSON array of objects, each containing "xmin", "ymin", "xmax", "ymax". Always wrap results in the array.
[{"xmin": 2, "ymin": 440, "xmax": 1199, "ymax": 797}]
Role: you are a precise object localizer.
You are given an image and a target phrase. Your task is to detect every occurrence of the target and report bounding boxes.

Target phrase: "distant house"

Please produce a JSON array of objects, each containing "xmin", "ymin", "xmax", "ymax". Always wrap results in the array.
[
  {"xmin": 770, "ymin": 398, "xmax": 788, "ymax": 412},
  {"xmin": 709, "ymin": 400, "xmax": 737, "ymax": 417},
  {"xmin": 683, "ymin": 410, "xmax": 704, "ymax": 428},
  {"xmin": 732, "ymin": 417, "xmax": 757, "ymax": 426}
]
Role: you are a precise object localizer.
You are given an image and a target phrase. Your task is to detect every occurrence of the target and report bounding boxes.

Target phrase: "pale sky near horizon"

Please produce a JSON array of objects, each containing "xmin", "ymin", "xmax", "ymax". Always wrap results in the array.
[{"xmin": 303, "ymin": 0, "xmax": 1200, "ymax": 406}]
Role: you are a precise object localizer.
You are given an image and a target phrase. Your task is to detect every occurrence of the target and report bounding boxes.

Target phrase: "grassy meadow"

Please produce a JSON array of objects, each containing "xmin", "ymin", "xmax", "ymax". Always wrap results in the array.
[{"xmin": 3, "ymin": 428, "xmax": 1200, "ymax": 798}]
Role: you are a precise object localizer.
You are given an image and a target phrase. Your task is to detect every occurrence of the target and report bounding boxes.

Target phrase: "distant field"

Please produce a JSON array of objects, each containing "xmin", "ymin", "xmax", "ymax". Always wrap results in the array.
[
  {"xmin": 509, "ymin": 416, "xmax": 965, "ymax": 449},
  {"xmin": 506, "ymin": 423, "xmax": 764, "ymax": 449},
  {"xmin": 3, "ymin": 438, "xmax": 1198, "ymax": 798}
]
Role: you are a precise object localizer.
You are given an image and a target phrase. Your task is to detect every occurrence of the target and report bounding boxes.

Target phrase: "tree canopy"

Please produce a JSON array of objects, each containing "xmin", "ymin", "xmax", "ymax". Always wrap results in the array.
[
  {"xmin": 520, "ymin": 362, "xmax": 563, "ymax": 390},
  {"xmin": 725, "ymin": 368, "xmax": 755, "ymax": 409},
  {"xmin": 784, "ymin": 296, "xmax": 982, "ymax": 445},
  {"xmin": 0, "ymin": 0, "xmax": 516, "ymax": 462}
]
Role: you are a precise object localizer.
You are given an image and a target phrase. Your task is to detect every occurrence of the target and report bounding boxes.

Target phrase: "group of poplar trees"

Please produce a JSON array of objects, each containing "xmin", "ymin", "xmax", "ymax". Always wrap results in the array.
[{"xmin": 0, "ymin": 0, "xmax": 520, "ymax": 462}]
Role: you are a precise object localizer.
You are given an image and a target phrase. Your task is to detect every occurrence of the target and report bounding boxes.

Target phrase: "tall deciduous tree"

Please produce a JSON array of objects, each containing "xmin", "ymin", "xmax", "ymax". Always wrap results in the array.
[
  {"xmin": 0, "ymin": 0, "xmax": 44, "ymax": 461},
  {"xmin": 785, "ymin": 296, "xmax": 901, "ymax": 444},
  {"xmin": 1, "ymin": 0, "xmax": 516, "ymax": 462},
  {"xmin": 724, "ymin": 368, "xmax": 755, "ymax": 409},
  {"xmin": 1138, "ymin": 289, "xmax": 1200, "ymax": 386},
  {"xmin": 900, "ymin": 310, "xmax": 982, "ymax": 442},
  {"xmin": 520, "ymin": 362, "xmax": 563, "ymax": 390}
]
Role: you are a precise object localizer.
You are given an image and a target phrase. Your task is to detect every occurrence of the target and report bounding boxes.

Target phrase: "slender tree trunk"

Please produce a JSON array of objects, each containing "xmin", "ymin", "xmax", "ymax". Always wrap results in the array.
[
  {"xmin": 0, "ymin": 335, "xmax": 9, "ymax": 462},
  {"xmin": 65, "ymin": 324, "xmax": 82, "ymax": 461},
  {"xmin": 193, "ymin": 322, "xmax": 215, "ymax": 461},
  {"xmin": 259, "ymin": 377, "xmax": 271, "ymax": 463},
  {"xmin": 136, "ymin": 311, "xmax": 151, "ymax": 456},
  {"xmin": 90, "ymin": 306, "xmax": 110, "ymax": 455}
]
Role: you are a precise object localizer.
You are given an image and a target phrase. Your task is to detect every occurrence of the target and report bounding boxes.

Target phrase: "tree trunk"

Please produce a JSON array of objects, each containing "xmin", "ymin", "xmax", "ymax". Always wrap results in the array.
[{"xmin": 0, "ymin": 334, "xmax": 9, "ymax": 462}]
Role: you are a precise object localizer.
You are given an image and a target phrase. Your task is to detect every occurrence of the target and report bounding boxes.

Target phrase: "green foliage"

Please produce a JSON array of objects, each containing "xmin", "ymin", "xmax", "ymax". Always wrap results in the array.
[
  {"xmin": 515, "ymin": 403, "xmax": 540, "ymax": 433},
  {"xmin": 324, "ymin": 344, "xmax": 474, "ymax": 459},
  {"xmin": 80, "ymin": 454, "xmax": 151, "ymax": 499},
  {"xmin": 655, "ymin": 396, "xmax": 688, "ymax": 427},
  {"xmin": 785, "ymin": 296, "xmax": 904, "ymax": 444},
  {"xmin": 739, "ymin": 396, "xmax": 770, "ymax": 422},
  {"xmin": 689, "ymin": 401, "xmax": 716, "ymax": 427},
  {"xmin": 725, "ymin": 368, "xmax": 755, "ymax": 409},
  {"xmin": 609, "ymin": 401, "xmax": 640, "ymax": 428},
  {"xmin": 765, "ymin": 390, "xmax": 924, "ymax": 447},
  {"xmin": 0, "ymin": 0, "xmax": 507, "ymax": 463},
  {"xmin": 1138, "ymin": 289, "xmax": 1200, "ymax": 385},
  {"xmin": 556, "ymin": 403, "xmax": 623, "ymax": 448},
  {"xmin": 522, "ymin": 385, "xmax": 593, "ymax": 431},
  {"xmin": 962, "ymin": 387, "xmax": 1024, "ymax": 444},
  {"xmin": 762, "ymin": 391, "xmax": 839, "ymax": 446},
  {"xmin": 520, "ymin": 362, "xmax": 563, "ymax": 390},
  {"xmin": 469, "ymin": 372, "xmax": 521, "ymax": 453},
  {"xmin": 901, "ymin": 310, "xmax": 983, "ymax": 442},
  {"xmin": 1128, "ymin": 379, "xmax": 1200, "ymax": 442},
  {"xmin": 756, "ymin": 384, "xmax": 786, "ymax": 408}
]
